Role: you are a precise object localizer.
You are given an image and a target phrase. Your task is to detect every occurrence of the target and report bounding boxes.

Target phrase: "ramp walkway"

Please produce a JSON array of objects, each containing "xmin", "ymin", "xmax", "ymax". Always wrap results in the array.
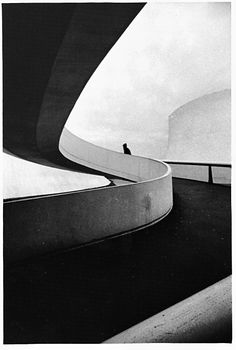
[
  {"xmin": 3, "ymin": 4, "xmax": 231, "ymax": 343},
  {"xmin": 4, "ymin": 178, "xmax": 231, "ymax": 343},
  {"xmin": 3, "ymin": 3, "xmax": 172, "ymax": 262}
]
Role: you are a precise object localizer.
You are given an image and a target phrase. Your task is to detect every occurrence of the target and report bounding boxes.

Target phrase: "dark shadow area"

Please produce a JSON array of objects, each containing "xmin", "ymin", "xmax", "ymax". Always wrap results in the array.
[
  {"xmin": 4, "ymin": 178, "xmax": 231, "ymax": 343},
  {"xmin": 3, "ymin": 4, "xmax": 75, "ymax": 158},
  {"xmin": 3, "ymin": 3, "xmax": 145, "ymax": 186},
  {"xmin": 3, "ymin": 3, "xmax": 145, "ymax": 173}
]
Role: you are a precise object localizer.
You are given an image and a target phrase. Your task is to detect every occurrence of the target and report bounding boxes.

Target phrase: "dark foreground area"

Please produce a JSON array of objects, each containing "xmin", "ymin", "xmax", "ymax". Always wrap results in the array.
[{"xmin": 4, "ymin": 178, "xmax": 231, "ymax": 343}]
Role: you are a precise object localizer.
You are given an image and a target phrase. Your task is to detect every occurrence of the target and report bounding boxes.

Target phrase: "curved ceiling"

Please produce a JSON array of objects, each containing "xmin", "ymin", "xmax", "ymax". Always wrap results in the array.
[{"xmin": 3, "ymin": 3, "xmax": 145, "ymax": 175}]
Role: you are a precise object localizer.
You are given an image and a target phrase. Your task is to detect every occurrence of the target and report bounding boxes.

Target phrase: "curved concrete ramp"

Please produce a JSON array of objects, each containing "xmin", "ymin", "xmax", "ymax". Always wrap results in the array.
[
  {"xmin": 4, "ymin": 158, "xmax": 172, "ymax": 262},
  {"xmin": 3, "ymin": 3, "xmax": 172, "ymax": 262},
  {"xmin": 4, "ymin": 177, "xmax": 231, "ymax": 342},
  {"xmin": 4, "ymin": 128, "xmax": 172, "ymax": 262},
  {"xmin": 3, "ymin": 3, "xmax": 145, "ymax": 172}
]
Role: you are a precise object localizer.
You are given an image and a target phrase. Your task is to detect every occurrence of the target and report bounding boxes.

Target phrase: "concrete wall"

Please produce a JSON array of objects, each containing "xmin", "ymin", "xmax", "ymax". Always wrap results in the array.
[
  {"xmin": 166, "ymin": 90, "xmax": 231, "ymax": 164},
  {"xmin": 4, "ymin": 127, "xmax": 172, "ymax": 262},
  {"xmin": 4, "ymin": 163, "xmax": 172, "ymax": 262},
  {"xmin": 3, "ymin": 4, "xmax": 172, "ymax": 262},
  {"xmin": 60, "ymin": 128, "xmax": 170, "ymax": 182},
  {"xmin": 3, "ymin": 3, "xmax": 145, "ymax": 171},
  {"xmin": 164, "ymin": 90, "xmax": 231, "ymax": 183}
]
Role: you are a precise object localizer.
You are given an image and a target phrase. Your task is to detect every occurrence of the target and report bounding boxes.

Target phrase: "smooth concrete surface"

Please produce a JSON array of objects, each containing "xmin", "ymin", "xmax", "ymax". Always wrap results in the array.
[
  {"xmin": 4, "ymin": 126, "xmax": 172, "ymax": 261},
  {"xmin": 104, "ymin": 275, "xmax": 231, "ymax": 343},
  {"xmin": 60, "ymin": 128, "xmax": 170, "ymax": 182},
  {"xmin": 166, "ymin": 90, "xmax": 231, "ymax": 164},
  {"xmin": 164, "ymin": 90, "xmax": 231, "ymax": 183},
  {"xmin": 36, "ymin": 3, "xmax": 145, "ymax": 166},
  {"xmin": 3, "ymin": 5, "xmax": 231, "ymax": 344},
  {"xmin": 3, "ymin": 3, "xmax": 172, "ymax": 262},
  {"xmin": 4, "ymin": 164, "xmax": 172, "ymax": 262},
  {"xmin": 3, "ymin": 3, "xmax": 145, "ymax": 170},
  {"xmin": 4, "ymin": 178, "xmax": 231, "ymax": 343}
]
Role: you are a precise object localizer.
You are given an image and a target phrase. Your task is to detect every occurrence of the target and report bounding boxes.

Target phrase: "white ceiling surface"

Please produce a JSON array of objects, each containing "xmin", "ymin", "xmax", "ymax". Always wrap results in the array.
[
  {"xmin": 3, "ymin": 153, "xmax": 109, "ymax": 199},
  {"xmin": 66, "ymin": 2, "xmax": 230, "ymax": 160}
]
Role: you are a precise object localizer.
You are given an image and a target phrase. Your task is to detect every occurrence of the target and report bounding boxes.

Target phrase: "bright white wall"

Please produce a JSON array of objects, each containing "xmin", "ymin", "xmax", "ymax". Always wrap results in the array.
[
  {"xmin": 165, "ymin": 89, "xmax": 231, "ymax": 183},
  {"xmin": 166, "ymin": 89, "xmax": 231, "ymax": 164}
]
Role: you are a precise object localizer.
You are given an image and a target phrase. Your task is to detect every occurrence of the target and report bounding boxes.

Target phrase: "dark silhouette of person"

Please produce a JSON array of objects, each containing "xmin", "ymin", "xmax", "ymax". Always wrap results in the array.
[{"xmin": 123, "ymin": 143, "xmax": 131, "ymax": 155}]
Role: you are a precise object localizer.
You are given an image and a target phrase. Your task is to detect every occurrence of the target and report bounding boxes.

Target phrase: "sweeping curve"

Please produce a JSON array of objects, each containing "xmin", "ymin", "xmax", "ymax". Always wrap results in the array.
[
  {"xmin": 4, "ymin": 4, "xmax": 172, "ymax": 261},
  {"xmin": 58, "ymin": 127, "xmax": 173, "ymax": 248}
]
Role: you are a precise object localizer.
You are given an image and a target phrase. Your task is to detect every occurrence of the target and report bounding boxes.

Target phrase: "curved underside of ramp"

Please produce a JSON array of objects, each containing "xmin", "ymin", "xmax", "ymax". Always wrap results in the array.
[{"xmin": 3, "ymin": 3, "xmax": 172, "ymax": 262}]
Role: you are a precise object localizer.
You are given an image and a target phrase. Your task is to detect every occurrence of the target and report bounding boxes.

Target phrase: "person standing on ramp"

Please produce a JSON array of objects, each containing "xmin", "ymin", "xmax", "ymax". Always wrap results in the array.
[{"xmin": 123, "ymin": 143, "xmax": 132, "ymax": 155}]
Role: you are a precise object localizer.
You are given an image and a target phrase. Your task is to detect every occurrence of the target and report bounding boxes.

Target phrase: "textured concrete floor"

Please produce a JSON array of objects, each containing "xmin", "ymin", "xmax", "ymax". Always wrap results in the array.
[{"xmin": 4, "ymin": 178, "xmax": 231, "ymax": 343}]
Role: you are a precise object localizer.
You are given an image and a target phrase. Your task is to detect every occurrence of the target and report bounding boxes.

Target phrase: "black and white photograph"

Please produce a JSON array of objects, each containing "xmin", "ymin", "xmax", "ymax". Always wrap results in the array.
[{"xmin": 2, "ymin": 0, "xmax": 232, "ymax": 344}]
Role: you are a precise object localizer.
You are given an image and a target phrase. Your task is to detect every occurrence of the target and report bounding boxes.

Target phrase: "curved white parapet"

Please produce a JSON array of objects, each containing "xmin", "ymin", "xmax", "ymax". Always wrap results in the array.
[
  {"xmin": 3, "ymin": 4, "xmax": 172, "ymax": 262},
  {"xmin": 4, "ymin": 128, "xmax": 172, "ymax": 263},
  {"xmin": 58, "ymin": 127, "xmax": 173, "ymax": 240},
  {"xmin": 4, "ymin": 129, "xmax": 172, "ymax": 262},
  {"xmin": 60, "ymin": 128, "xmax": 171, "ymax": 182}
]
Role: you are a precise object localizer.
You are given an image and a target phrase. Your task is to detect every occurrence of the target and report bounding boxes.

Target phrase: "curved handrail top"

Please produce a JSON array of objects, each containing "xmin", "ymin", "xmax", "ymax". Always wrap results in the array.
[
  {"xmin": 59, "ymin": 128, "xmax": 171, "ymax": 185},
  {"xmin": 163, "ymin": 160, "xmax": 231, "ymax": 168},
  {"xmin": 3, "ymin": 4, "xmax": 173, "ymax": 264}
]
